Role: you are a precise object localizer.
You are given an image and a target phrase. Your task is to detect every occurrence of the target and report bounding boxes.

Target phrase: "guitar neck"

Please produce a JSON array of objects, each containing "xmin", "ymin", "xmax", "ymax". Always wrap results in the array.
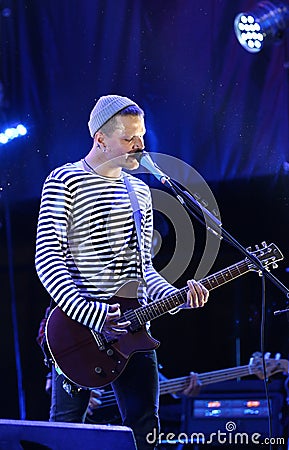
[{"xmin": 135, "ymin": 259, "xmax": 251, "ymax": 325}]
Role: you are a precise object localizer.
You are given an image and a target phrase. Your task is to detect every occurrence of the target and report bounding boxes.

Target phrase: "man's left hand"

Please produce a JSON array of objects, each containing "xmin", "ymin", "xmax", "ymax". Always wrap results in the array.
[
  {"xmin": 184, "ymin": 280, "xmax": 209, "ymax": 308},
  {"xmin": 182, "ymin": 372, "xmax": 201, "ymax": 397}
]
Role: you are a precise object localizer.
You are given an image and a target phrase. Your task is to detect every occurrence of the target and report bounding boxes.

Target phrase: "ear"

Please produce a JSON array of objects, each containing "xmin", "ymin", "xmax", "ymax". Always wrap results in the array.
[{"xmin": 94, "ymin": 131, "xmax": 105, "ymax": 146}]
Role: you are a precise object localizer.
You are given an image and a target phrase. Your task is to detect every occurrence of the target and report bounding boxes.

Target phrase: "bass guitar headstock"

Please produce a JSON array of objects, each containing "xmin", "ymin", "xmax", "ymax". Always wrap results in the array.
[{"xmin": 249, "ymin": 351, "xmax": 288, "ymax": 380}]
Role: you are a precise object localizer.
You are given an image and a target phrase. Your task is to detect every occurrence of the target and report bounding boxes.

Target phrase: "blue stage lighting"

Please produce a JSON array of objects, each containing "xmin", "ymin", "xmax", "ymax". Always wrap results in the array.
[
  {"xmin": 234, "ymin": 1, "xmax": 289, "ymax": 53},
  {"xmin": 0, "ymin": 124, "xmax": 27, "ymax": 145}
]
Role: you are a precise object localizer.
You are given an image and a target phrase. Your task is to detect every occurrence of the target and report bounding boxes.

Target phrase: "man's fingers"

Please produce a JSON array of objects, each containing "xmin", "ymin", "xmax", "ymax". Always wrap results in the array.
[{"xmin": 186, "ymin": 280, "xmax": 209, "ymax": 308}]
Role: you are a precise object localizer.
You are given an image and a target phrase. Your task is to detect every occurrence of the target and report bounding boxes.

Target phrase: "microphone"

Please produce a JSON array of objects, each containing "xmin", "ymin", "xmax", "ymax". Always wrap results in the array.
[{"xmin": 138, "ymin": 151, "xmax": 170, "ymax": 184}]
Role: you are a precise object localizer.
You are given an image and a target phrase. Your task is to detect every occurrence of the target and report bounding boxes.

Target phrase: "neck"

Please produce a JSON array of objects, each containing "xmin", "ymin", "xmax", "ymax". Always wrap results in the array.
[{"xmin": 84, "ymin": 151, "xmax": 122, "ymax": 178}]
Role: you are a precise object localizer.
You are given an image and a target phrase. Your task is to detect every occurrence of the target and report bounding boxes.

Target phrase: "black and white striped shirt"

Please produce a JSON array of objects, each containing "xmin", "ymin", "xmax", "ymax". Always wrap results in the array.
[{"xmin": 35, "ymin": 161, "xmax": 178, "ymax": 332}]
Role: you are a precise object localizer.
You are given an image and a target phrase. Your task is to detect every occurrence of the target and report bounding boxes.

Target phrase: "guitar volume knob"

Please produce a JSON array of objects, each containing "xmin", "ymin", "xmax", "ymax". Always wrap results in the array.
[
  {"xmin": 107, "ymin": 349, "xmax": 114, "ymax": 356},
  {"xmin": 94, "ymin": 367, "xmax": 102, "ymax": 374}
]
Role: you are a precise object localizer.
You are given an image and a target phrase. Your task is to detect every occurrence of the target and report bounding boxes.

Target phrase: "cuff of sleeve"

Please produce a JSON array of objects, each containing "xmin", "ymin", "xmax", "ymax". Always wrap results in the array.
[
  {"xmin": 169, "ymin": 307, "xmax": 180, "ymax": 315},
  {"xmin": 93, "ymin": 302, "xmax": 109, "ymax": 333}
]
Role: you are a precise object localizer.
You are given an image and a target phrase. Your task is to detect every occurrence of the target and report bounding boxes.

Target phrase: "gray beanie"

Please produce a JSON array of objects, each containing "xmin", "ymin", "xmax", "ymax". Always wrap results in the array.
[{"xmin": 88, "ymin": 94, "xmax": 139, "ymax": 137}]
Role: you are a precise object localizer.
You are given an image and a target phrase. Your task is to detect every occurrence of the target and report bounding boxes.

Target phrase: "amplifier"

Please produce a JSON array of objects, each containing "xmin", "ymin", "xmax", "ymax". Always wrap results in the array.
[
  {"xmin": 181, "ymin": 379, "xmax": 285, "ymax": 446},
  {"xmin": 193, "ymin": 397, "xmax": 270, "ymax": 418}
]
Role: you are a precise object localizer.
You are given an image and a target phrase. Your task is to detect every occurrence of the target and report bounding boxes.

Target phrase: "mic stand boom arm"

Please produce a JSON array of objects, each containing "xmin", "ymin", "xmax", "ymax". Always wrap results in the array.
[{"xmin": 163, "ymin": 177, "xmax": 289, "ymax": 301}]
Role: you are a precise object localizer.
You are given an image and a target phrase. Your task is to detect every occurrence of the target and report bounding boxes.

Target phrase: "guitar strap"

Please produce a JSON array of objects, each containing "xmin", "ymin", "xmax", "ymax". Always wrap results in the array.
[
  {"xmin": 123, "ymin": 174, "xmax": 142, "ymax": 252},
  {"xmin": 123, "ymin": 174, "xmax": 146, "ymax": 282}
]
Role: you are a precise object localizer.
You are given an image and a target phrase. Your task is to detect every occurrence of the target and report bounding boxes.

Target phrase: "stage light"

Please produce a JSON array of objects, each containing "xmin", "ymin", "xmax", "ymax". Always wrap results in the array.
[
  {"xmin": 234, "ymin": 1, "xmax": 289, "ymax": 53},
  {"xmin": 0, "ymin": 124, "xmax": 27, "ymax": 145}
]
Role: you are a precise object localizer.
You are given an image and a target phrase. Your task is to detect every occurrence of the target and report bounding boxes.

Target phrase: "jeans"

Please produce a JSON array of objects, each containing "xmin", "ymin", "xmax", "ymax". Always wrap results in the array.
[{"xmin": 50, "ymin": 350, "xmax": 160, "ymax": 450}]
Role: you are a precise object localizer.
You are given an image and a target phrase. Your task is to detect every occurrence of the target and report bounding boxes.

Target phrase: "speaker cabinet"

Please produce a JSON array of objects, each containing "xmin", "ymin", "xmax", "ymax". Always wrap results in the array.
[{"xmin": 0, "ymin": 419, "xmax": 137, "ymax": 450}]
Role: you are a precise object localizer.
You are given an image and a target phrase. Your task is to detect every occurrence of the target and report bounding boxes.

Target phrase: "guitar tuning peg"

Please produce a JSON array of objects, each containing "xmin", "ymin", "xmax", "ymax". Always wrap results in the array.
[
  {"xmin": 272, "ymin": 263, "xmax": 278, "ymax": 269},
  {"xmin": 274, "ymin": 353, "xmax": 281, "ymax": 360},
  {"xmin": 261, "ymin": 241, "xmax": 267, "ymax": 248},
  {"xmin": 255, "ymin": 244, "xmax": 260, "ymax": 251},
  {"xmin": 246, "ymin": 246, "xmax": 252, "ymax": 252},
  {"xmin": 264, "ymin": 352, "xmax": 271, "ymax": 359}
]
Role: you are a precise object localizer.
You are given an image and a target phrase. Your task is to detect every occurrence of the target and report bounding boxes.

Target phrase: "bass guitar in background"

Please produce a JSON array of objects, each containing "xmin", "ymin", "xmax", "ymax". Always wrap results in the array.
[{"xmin": 85, "ymin": 352, "xmax": 288, "ymax": 425}]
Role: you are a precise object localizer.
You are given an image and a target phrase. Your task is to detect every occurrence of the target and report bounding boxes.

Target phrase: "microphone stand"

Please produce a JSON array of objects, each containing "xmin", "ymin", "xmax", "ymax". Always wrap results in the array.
[{"xmin": 160, "ymin": 176, "xmax": 289, "ymax": 310}]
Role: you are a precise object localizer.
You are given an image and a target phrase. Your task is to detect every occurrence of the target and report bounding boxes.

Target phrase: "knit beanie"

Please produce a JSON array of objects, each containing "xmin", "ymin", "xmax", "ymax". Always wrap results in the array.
[{"xmin": 88, "ymin": 95, "xmax": 139, "ymax": 137}]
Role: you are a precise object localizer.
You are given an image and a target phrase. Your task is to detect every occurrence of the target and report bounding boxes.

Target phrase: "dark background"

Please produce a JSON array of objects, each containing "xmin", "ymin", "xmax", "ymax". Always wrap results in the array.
[{"xmin": 0, "ymin": 0, "xmax": 289, "ymax": 425}]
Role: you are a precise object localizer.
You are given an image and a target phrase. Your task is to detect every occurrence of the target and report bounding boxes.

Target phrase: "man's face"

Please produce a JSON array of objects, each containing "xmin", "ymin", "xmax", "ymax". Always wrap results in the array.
[{"xmin": 102, "ymin": 115, "xmax": 146, "ymax": 171}]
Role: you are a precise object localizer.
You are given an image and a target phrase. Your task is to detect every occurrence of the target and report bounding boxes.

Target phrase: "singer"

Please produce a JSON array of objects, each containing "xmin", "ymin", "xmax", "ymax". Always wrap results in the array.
[{"xmin": 35, "ymin": 94, "xmax": 209, "ymax": 450}]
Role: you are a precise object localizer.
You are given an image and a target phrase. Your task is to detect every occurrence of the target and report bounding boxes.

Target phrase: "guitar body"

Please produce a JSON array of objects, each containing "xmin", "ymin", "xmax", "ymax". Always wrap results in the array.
[{"xmin": 46, "ymin": 281, "xmax": 160, "ymax": 389}]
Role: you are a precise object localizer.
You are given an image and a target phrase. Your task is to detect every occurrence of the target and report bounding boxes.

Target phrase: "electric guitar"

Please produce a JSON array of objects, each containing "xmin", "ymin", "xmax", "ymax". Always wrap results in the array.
[
  {"xmin": 86, "ymin": 352, "xmax": 289, "ymax": 424},
  {"xmin": 46, "ymin": 242, "xmax": 283, "ymax": 389}
]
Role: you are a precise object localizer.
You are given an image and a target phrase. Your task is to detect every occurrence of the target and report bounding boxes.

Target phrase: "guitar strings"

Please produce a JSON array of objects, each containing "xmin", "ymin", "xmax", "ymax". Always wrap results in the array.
[{"xmin": 95, "ymin": 365, "xmax": 256, "ymax": 407}]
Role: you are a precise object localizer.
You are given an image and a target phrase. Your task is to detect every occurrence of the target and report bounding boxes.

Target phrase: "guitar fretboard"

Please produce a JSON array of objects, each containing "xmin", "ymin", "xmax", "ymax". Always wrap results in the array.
[{"xmin": 129, "ymin": 260, "xmax": 251, "ymax": 326}]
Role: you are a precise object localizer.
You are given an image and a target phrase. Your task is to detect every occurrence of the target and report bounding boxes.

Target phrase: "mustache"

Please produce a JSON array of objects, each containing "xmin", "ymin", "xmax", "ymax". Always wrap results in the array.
[{"xmin": 129, "ymin": 149, "xmax": 144, "ymax": 161}]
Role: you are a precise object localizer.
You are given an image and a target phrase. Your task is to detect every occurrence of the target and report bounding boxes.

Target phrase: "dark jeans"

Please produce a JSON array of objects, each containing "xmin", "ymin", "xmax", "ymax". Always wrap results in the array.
[{"xmin": 50, "ymin": 350, "xmax": 160, "ymax": 450}]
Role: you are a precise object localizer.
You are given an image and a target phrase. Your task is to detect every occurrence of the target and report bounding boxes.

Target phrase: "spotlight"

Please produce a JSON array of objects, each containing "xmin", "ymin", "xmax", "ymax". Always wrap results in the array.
[
  {"xmin": 234, "ymin": 1, "xmax": 289, "ymax": 53},
  {"xmin": 0, "ymin": 124, "xmax": 27, "ymax": 145}
]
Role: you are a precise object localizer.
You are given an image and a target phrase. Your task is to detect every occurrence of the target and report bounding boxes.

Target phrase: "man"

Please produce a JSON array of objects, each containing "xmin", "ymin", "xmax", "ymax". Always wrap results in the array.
[{"xmin": 35, "ymin": 94, "xmax": 209, "ymax": 450}]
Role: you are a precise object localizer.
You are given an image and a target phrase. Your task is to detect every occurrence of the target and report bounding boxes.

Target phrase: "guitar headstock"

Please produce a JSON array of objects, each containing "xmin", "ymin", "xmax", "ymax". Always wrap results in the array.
[
  {"xmin": 249, "ymin": 352, "xmax": 289, "ymax": 380},
  {"xmin": 246, "ymin": 242, "xmax": 283, "ymax": 273}
]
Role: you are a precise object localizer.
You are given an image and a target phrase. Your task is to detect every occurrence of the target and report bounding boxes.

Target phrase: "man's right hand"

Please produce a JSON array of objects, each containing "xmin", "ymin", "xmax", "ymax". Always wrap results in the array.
[{"xmin": 102, "ymin": 303, "xmax": 131, "ymax": 338}]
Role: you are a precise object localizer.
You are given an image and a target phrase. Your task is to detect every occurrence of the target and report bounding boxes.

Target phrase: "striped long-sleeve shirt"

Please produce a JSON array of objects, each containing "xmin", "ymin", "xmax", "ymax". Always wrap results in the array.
[{"xmin": 35, "ymin": 161, "xmax": 178, "ymax": 332}]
